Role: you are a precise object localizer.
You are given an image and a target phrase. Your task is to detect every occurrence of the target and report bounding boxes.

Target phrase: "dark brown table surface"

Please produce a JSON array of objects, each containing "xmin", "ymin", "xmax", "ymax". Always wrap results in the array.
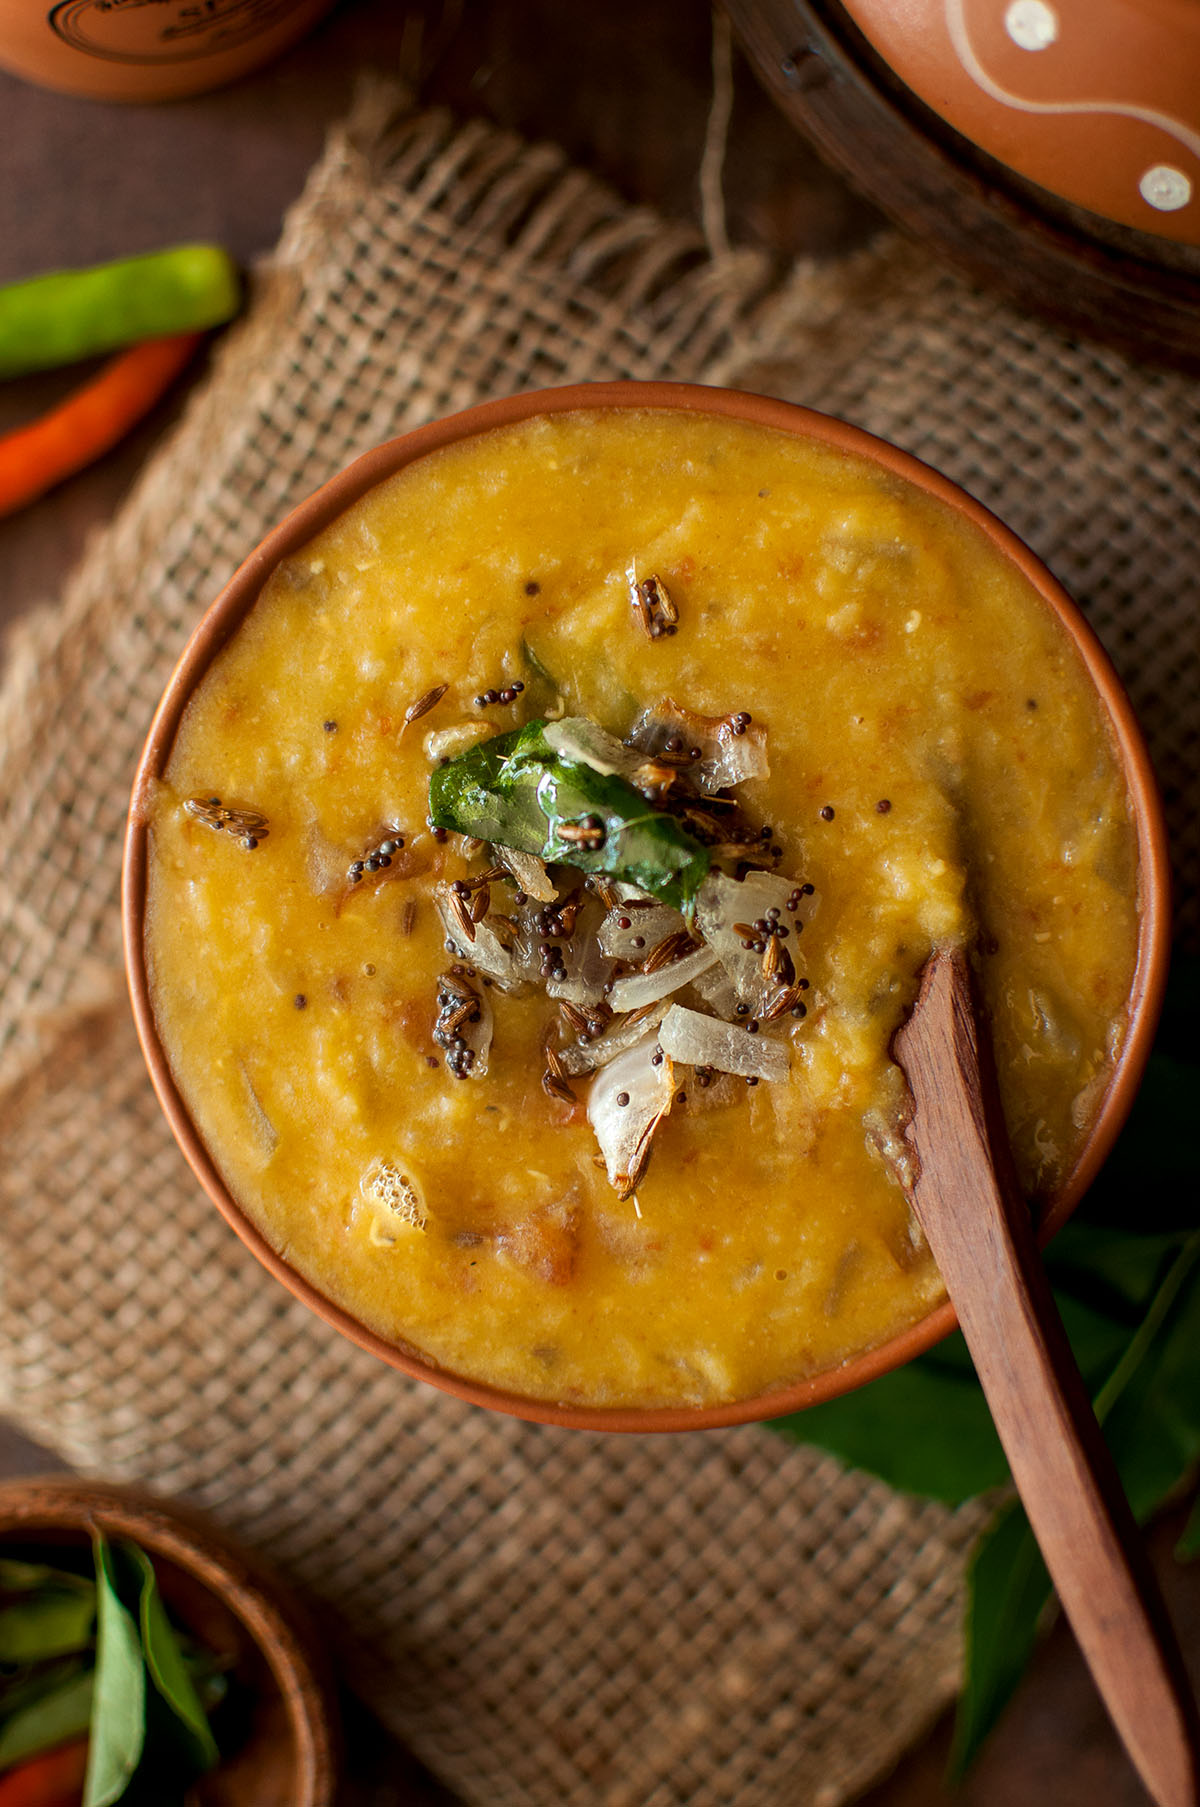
[{"xmin": 2, "ymin": 4, "xmax": 1196, "ymax": 1802}]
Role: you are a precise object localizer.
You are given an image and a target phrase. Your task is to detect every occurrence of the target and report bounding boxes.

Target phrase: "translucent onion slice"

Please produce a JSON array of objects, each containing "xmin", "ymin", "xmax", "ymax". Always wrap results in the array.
[
  {"xmin": 497, "ymin": 844, "xmax": 557, "ymax": 902},
  {"xmin": 558, "ymin": 1003, "xmax": 667, "ymax": 1077},
  {"xmin": 434, "ymin": 885, "xmax": 532, "ymax": 991},
  {"xmin": 301, "ymin": 819, "xmax": 345, "ymax": 897},
  {"xmin": 424, "ymin": 720, "xmax": 494, "ymax": 761},
  {"xmin": 607, "ymin": 942, "xmax": 719, "ymax": 1014},
  {"xmin": 688, "ymin": 959, "xmax": 743, "ymax": 1023},
  {"xmin": 598, "ymin": 901, "xmax": 686, "ymax": 961},
  {"xmin": 658, "ymin": 1004, "xmax": 791, "ymax": 1082},
  {"xmin": 459, "ymin": 982, "xmax": 494, "ymax": 1078},
  {"xmin": 629, "ymin": 698, "xmax": 769, "ymax": 796},
  {"xmin": 695, "ymin": 870, "xmax": 809, "ymax": 1016},
  {"xmin": 543, "ymin": 716, "xmax": 645, "ymax": 779},
  {"xmin": 587, "ymin": 1033, "xmax": 676, "ymax": 1198},
  {"xmin": 545, "ymin": 895, "xmax": 614, "ymax": 1006}
]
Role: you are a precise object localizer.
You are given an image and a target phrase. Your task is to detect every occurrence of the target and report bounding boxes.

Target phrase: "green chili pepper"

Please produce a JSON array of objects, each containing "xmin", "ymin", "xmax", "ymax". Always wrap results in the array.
[{"xmin": 0, "ymin": 245, "xmax": 240, "ymax": 380}]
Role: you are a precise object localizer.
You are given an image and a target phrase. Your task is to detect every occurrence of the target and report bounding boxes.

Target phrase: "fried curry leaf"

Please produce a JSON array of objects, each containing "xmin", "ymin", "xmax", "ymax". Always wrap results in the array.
[
  {"xmin": 83, "ymin": 1536, "xmax": 145, "ymax": 1807},
  {"xmin": 428, "ymin": 718, "xmax": 711, "ymax": 911}
]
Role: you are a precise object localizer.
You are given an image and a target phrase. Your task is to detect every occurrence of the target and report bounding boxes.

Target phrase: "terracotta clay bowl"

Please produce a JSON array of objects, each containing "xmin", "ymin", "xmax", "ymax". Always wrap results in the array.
[
  {"xmin": 0, "ymin": 1476, "xmax": 338, "ymax": 1806},
  {"xmin": 122, "ymin": 380, "xmax": 1170, "ymax": 1433}
]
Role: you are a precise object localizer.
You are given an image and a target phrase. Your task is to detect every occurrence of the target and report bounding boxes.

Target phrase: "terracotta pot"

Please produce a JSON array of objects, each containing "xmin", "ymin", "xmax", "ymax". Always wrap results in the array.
[
  {"xmin": 0, "ymin": 1476, "xmax": 338, "ymax": 1806},
  {"xmin": 123, "ymin": 380, "xmax": 1170, "ymax": 1433},
  {"xmin": 0, "ymin": 0, "xmax": 333, "ymax": 102},
  {"xmin": 839, "ymin": 0, "xmax": 1200, "ymax": 249}
]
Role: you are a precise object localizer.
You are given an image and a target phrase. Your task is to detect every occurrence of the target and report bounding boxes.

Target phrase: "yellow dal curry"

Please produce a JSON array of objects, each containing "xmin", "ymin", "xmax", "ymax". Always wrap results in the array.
[{"xmin": 144, "ymin": 410, "xmax": 1139, "ymax": 1408}]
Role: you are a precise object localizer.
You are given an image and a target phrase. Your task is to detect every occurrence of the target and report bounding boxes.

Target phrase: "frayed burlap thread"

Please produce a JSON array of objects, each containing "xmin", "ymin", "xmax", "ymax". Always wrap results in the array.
[{"xmin": 1, "ymin": 84, "xmax": 1196, "ymax": 1807}]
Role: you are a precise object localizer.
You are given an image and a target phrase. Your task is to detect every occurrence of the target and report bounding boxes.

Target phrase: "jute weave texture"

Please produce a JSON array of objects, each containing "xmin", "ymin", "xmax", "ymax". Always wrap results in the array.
[{"xmin": 1, "ymin": 89, "xmax": 1196, "ymax": 1807}]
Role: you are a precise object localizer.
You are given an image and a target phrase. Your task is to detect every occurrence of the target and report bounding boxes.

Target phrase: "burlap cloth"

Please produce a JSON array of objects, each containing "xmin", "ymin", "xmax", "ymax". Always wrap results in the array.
[{"xmin": 1, "ymin": 87, "xmax": 1197, "ymax": 1807}]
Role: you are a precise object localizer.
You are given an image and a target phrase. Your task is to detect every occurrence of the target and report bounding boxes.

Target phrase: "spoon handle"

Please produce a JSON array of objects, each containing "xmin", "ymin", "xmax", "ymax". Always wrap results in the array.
[{"xmin": 895, "ymin": 949, "xmax": 1199, "ymax": 1807}]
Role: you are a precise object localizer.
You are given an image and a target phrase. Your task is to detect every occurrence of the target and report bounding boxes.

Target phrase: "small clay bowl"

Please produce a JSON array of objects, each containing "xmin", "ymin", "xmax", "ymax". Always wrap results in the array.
[
  {"xmin": 123, "ymin": 380, "xmax": 1170, "ymax": 1434},
  {"xmin": 0, "ymin": 1477, "xmax": 338, "ymax": 1807}
]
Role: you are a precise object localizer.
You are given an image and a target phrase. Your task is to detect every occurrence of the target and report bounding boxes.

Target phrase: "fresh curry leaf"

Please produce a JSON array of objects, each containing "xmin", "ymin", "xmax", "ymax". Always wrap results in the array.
[
  {"xmin": 0, "ymin": 1664, "xmax": 94, "ymax": 1768},
  {"xmin": 83, "ymin": 1536, "xmax": 145, "ymax": 1807},
  {"xmin": 0, "ymin": 1558, "xmax": 94, "ymax": 1597},
  {"xmin": 770, "ymin": 1333, "xmax": 1007, "ymax": 1506},
  {"xmin": 1177, "ymin": 1493, "xmax": 1200, "ymax": 1561},
  {"xmin": 1094, "ymin": 1235, "xmax": 1200, "ymax": 1522},
  {"xmin": 428, "ymin": 719, "xmax": 711, "ymax": 911},
  {"xmin": 125, "ymin": 1544, "xmax": 219, "ymax": 1771},
  {"xmin": 0, "ymin": 1589, "xmax": 96, "ymax": 1664},
  {"xmin": 949, "ymin": 1231, "xmax": 1200, "ymax": 1770},
  {"xmin": 948, "ymin": 1501, "xmax": 1052, "ymax": 1780}
]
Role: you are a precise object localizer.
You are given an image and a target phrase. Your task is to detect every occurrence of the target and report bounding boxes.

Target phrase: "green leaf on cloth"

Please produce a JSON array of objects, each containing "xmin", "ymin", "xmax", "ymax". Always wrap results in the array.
[
  {"xmin": 770, "ymin": 1334, "xmax": 1007, "ymax": 1506},
  {"xmin": 1177, "ymin": 1494, "xmax": 1200, "ymax": 1562},
  {"xmin": 947, "ymin": 1501, "xmax": 1051, "ymax": 1780}
]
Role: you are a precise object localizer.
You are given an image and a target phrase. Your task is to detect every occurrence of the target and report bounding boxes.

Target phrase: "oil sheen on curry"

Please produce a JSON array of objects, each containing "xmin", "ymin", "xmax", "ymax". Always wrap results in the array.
[{"xmin": 145, "ymin": 410, "xmax": 1139, "ymax": 1408}]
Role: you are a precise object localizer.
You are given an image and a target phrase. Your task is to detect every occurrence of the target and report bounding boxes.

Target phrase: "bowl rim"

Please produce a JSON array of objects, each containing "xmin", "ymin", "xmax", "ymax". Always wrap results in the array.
[
  {"xmin": 122, "ymin": 378, "xmax": 1171, "ymax": 1433},
  {"xmin": 0, "ymin": 1475, "xmax": 338, "ymax": 1804}
]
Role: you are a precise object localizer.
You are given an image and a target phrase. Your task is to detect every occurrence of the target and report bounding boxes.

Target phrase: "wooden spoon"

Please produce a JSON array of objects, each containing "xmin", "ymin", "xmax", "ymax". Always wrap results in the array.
[{"xmin": 893, "ymin": 946, "xmax": 1199, "ymax": 1807}]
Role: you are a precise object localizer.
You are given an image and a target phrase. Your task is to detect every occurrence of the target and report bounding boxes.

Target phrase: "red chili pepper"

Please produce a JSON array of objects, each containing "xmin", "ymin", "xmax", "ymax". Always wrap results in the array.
[
  {"xmin": 0, "ymin": 332, "xmax": 202, "ymax": 519},
  {"xmin": 0, "ymin": 1738, "xmax": 89, "ymax": 1807}
]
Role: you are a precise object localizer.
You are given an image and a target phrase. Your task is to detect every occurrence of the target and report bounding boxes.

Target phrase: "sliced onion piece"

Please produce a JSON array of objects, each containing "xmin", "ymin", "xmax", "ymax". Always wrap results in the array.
[
  {"xmin": 598, "ymin": 901, "xmax": 686, "ymax": 961},
  {"xmin": 587, "ymin": 1033, "xmax": 676, "ymax": 1198},
  {"xmin": 559, "ymin": 1003, "xmax": 667, "ymax": 1077},
  {"xmin": 543, "ymin": 716, "xmax": 645, "ymax": 780},
  {"xmin": 301, "ymin": 818, "xmax": 345, "ymax": 897},
  {"xmin": 452, "ymin": 982, "xmax": 494, "ymax": 1079},
  {"xmin": 630, "ymin": 698, "xmax": 769, "ymax": 796},
  {"xmin": 608, "ymin": 942, "xmax": 718, "ymax": 1014},
  {"xmin": 545, "ymin": 895, "xmax": 615, "ymax": 1006},
  {"xmin": 695, "ymin": 870, "xmax": 810, "ymax": 1016},
  {"xmin": 424, "ymin": 720, "xmax": 494, "ymax": 761},
  {"xmin": 689, "ymin": 959, "xmax": 743, "ymax": 1022},
  {"xmin": 434, "ymin": 884, "xmax": 531, "ymax": 991},
  {"xmin": 658, "ymin": 1004, "xmax": 791, "ymax": 1082},
  {"xmin": 497, "ymin": 844, "xmax": 557, "ymax": 902}
]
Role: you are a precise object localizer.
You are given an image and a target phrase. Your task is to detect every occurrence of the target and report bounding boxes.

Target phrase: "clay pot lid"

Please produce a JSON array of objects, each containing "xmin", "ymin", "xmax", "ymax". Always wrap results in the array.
[
  {"xmin": 0, "ymin": 1477, "xmax": 339, "ymax": 1807},
  {"xmin": 839, "ymin": 0, "xmax": 1200, "ymax": 246}
]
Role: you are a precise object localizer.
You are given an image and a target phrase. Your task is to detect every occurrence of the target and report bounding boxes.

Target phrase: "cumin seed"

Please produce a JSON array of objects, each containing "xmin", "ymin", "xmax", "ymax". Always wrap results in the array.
[
  {"xmin": 643, "ymin": 928, "xmax": 696, "ymax": 974},
  {"xmin": 402, "ymin": 683, "xmax": 448, "ymax": 731},
  {"xmin": 448, "ymin": 892, "xmax": 477, "ymax": 944}
]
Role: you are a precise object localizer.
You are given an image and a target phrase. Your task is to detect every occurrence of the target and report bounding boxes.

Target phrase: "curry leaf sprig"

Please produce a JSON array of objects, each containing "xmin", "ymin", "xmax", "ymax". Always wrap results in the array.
[
  {"xmin": 428, "ymin": 718, "xmax": 712, "ymax": 912},
  {"xmin": 769, "ymin": 956, "xmax": 1200, "ymax": 1777},
  {"xmin": 0, "ymin": 1535, "xmax": 227, "ymax": 1804}
]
